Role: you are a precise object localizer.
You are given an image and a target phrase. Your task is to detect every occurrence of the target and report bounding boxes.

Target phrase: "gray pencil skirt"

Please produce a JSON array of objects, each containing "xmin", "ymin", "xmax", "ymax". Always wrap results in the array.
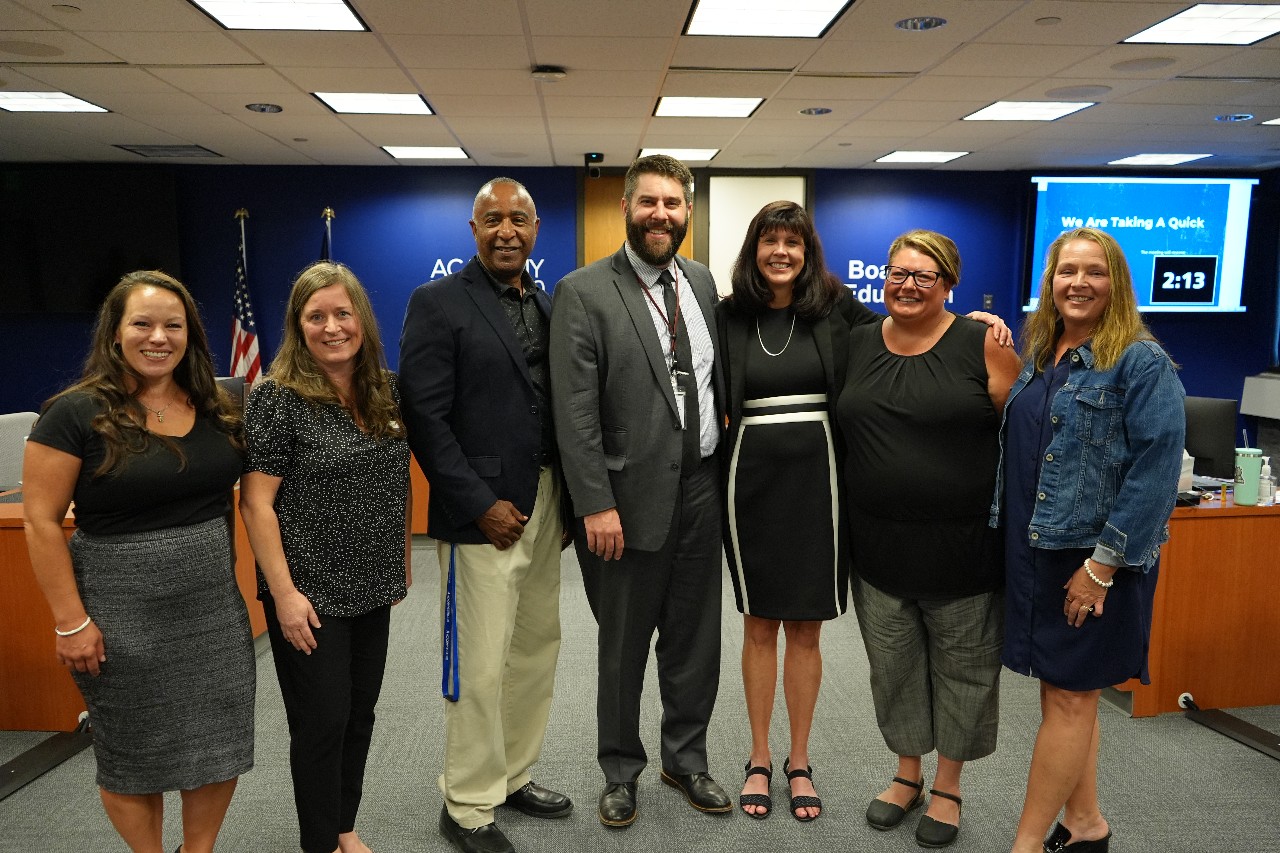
[{"xmin": 69, "ymin": 516, "xmax": 255, "ymax": 794}]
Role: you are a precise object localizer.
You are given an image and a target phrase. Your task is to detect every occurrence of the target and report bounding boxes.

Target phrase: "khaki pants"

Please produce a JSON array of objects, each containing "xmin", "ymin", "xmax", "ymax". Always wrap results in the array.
[{"xmin": 438, "ymin": 467, "xmax": 563, "ymax": 828}]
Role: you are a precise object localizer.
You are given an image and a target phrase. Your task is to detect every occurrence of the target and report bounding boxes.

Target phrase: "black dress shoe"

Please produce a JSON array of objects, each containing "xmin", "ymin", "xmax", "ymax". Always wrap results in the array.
[
  {"xmin": 599, "ymin": 781, "xmax": 637, "ymax": 827},
  {"xmin": 439, "ymin": 806, "xmax": 515, "ymax": 853},
  {"xmin": 504, "ymin": 781, "xmax": 573, "ymax": 819},
  {"xmin": 660, "ymin": 769, "xmax": 732, "ymax": 813},
  {"xmin": 1044, "ymin": 822, "xmax": 1112, "ymax": 852},
  {"xmin": 914, "ymin": 789, "xmax": 962, "ymax": 849},
  {"xmin": 866, "ymin": 776, "xmax": 924, "ymax": 830}
]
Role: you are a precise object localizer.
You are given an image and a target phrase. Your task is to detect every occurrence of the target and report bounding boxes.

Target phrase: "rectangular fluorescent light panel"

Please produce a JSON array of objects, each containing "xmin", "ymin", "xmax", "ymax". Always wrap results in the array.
[
  {"xmin": 188, "ymin": 0, "xmax": 365, "ymax": 31},
  {"xmin": 116, "ymin": 144, "xmax": 222, "ymax": 158},
  {"xmin": 1108, "ymin": 153, "xmax": 1212, "ymax": 166},
  {"xmin": 964, "ymin": 101, "xmax": 1094, "ymax": 121},
  {"xmin": 0, "ymin": 91, "xmax": 107, "ymax": 112},
  {"xmin": 1125, "ymin": 4, "xmax": 1280, "ymax": 45},
  {"xmin": 383, "ymin": 146, "xmax": 468, "ymax": 160},
  {"xmin": 655, "ymin": 96, "xmax": 762, "ymax": 118},
  {"xmin": 876, "ymin": 151, "xmax": 968, "ymax": 163},
  {"xmin": 639, "ymin": 148, "xmax": 719, "ymax": 161},
  {"xmin": 686, "ymin": 0, "xmax": 850, "ymax": 37},
  {"xmin": 1263, "ymin": 117, "xmax": 1280, "ymax": 125},
  {"xmin": 315, "ymin": 93, "xmax": 433, "ymax": 115}
]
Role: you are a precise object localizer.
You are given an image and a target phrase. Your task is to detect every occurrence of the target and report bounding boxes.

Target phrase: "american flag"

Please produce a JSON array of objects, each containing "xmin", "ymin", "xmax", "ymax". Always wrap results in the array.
[{"xmin": 230, "ymin": 227, "xmax": 261, "ymax": 383}]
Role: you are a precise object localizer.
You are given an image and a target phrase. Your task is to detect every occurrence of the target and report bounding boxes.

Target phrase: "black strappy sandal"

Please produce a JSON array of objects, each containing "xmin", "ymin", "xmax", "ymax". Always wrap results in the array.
[
  {"xmin": 783, "ymin": 757, "xmax": 822, "ymax": 822},
  {"xmin": 739, "ymin": 761, "xmax": 773, "ymax": 819}
]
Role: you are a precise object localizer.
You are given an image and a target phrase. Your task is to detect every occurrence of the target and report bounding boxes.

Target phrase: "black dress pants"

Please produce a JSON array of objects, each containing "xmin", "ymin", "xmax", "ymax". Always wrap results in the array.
[
  {"xmin": 577, "ymin": 457, "xmax": 723, "ymax": 784},
  {"xmin": 263, "ymin": 595, "xmax": 391, "ymax": 853}
]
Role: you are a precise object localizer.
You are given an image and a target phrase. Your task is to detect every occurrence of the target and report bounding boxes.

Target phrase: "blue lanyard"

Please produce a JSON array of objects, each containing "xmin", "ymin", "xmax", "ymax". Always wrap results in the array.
[{"xmin": 441, "ymin": 544, "xmax": 460, "ymax": 702}]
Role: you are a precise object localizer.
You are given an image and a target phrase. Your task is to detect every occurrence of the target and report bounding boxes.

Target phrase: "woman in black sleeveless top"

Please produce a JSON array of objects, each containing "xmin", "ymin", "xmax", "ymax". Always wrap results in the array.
[{"xmin": 837, "ymin": 230, "xmax": 1021, "ymax": 849}]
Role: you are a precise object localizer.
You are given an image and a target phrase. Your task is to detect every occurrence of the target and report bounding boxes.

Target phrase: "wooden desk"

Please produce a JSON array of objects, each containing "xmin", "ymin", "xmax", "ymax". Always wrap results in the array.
[
  {"xmin": 0, "ymin": 502, "xmax": 86, "ymax": 731},
  {"xmin": 1113, "ymin": 499, "xmax": 1280, "ymax": 717},
  {"xmin": 0, "ymin": 496, "xmax": 266, "ymax": 732}
]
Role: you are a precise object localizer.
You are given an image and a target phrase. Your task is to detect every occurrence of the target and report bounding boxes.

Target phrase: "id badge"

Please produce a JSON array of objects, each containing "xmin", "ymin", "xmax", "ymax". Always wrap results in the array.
[{"xmin": 672, "ymin": 373, "xmax": 687, "ymax": 429}]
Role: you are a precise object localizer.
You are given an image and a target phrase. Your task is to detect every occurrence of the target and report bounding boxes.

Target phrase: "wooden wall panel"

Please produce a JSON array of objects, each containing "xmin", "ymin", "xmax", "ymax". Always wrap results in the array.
[{"xmin": 581, "ymin": 174, "xmax": 694, "ymax": 267}]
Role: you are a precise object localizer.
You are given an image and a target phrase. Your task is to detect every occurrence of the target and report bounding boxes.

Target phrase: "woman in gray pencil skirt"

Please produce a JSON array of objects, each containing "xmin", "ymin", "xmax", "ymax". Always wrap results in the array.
[{"xmin": 23, "ymin": 270, "xmax": 255, "ymax": 853}]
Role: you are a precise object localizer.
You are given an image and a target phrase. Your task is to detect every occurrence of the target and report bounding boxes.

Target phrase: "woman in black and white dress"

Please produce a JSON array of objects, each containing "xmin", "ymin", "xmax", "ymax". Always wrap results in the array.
[{"xmin": 716, "ymin": 201, "xmax": 879, "ymax": 822}]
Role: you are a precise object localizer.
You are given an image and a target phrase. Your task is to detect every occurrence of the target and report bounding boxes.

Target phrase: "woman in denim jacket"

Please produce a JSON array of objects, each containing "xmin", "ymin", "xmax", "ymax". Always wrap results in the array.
[{"xmin": 991, "ymin": 228, "xmax": 1184, "ymax": 853}]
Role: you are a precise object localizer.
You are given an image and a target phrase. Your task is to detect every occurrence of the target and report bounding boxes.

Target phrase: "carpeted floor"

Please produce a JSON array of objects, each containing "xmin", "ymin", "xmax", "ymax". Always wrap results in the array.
[{"xmin": 1, "ymin": 537, "xmax": 1276, "ymax": 852}]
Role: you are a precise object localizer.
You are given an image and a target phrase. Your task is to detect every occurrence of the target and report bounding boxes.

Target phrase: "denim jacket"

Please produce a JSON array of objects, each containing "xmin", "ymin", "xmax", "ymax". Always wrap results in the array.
[{"xmin": 989, "ymin": 339, "xmax": 1185, "ymax": 572}]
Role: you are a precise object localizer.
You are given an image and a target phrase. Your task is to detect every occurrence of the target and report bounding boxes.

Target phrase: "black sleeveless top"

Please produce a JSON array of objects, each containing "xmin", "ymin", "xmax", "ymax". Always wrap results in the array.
[{"xmin": 837, "ymin": 315, "xmax": 1003, "ymax": 598}]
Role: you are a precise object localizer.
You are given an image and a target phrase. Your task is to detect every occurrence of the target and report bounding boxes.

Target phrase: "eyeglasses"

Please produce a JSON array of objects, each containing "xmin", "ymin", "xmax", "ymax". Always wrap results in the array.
[{"xmin": 884, "ymin": 265, "xmax": 941, "ymax": 288}]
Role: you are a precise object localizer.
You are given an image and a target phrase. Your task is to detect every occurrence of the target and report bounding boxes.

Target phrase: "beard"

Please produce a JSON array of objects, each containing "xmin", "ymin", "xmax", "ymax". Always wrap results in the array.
[{"xmin": 625, "ymin": 208, "xmax": 688, "ymax": 268}]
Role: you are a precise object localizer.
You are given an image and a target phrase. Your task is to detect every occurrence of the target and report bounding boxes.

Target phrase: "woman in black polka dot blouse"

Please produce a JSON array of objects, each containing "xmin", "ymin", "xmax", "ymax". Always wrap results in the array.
[{"xmin": 241, "ymin": 261, "xmax": 411, "ymax": 853}]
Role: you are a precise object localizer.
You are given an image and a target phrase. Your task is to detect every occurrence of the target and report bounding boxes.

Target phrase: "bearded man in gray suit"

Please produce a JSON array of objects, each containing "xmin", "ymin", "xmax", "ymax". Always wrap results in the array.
[{"xmin": 549, "ymin": 154, "xmax": 729, "ymax": 829}]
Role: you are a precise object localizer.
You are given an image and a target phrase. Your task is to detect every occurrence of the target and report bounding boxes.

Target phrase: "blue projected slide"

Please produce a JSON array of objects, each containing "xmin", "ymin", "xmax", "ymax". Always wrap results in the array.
[{"xmin": 1026, "ymin": 176, "xmax": 1257, "ymax": 313}]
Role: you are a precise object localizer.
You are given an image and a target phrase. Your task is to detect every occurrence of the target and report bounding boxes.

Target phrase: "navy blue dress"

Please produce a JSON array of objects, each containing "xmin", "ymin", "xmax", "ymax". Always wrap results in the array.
[{"xmin": 1001, "ymin": 354, "xmax": 1159, "ymax": 691}]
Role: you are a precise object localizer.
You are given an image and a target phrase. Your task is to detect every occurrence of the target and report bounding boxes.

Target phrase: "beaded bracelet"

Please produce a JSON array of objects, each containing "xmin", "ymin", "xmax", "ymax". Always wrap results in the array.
[
  {"xmin": 1084, "ymin": 558, "xmax": 1115, "ymax": 589},
  {"xmin": 54, "ymin": 616, "xmax": 92, "ymax": 637}
]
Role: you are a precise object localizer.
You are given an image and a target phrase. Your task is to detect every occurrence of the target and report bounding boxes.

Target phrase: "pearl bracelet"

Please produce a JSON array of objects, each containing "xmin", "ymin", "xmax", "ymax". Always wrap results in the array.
[
  {"xmin": 54, "ymin": 616, "xmax": 92, "ymax": 637},
  {"xmin": 1084, "ymin": 559, "xmax": 1115, "ymax": 589}
]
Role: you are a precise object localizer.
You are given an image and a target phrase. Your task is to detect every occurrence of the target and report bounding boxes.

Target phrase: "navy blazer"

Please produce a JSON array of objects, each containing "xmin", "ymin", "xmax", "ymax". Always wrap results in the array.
[{"xmin": 398, "ymin": 257, "xmax": 554, "ymax": 544}]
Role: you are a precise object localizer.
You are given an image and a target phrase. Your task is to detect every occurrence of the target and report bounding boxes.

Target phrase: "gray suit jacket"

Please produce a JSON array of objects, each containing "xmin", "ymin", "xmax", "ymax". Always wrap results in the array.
[{"xmin": 550, "ymin": 246, "xmax": 724, "ymax": 552}]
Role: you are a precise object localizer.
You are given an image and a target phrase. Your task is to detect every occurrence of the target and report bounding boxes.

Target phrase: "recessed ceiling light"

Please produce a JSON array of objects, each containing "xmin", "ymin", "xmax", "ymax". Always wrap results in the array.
[
  {"xmin": 895, "ymin": 16, "xmax": 946, "ymax": 31},
  {"xmin": 314, "ymin": 92, "xmax": 433, "ymax": 115},
  {"xmin": 245, "ymin": 102, "xmax": 282, "ymax": 113},
  {"xmin": 1046, "ymin": 85, "xmax": 1112, "ymax": 99},
  {"xmin": 1264, "ymin": 117, "xmax": 1280, "ymax": 125},
  {"xmin": 655, "ymin": 96, "xmax": 762, "ymax": 118},
  {"xmin": 799, "ymin": 106, "xmax": 832, "ymax": 116},
  {"xmin": 1215, "ymin": 113, "xmax": 1254, "ymax": 122},
  {"xmin": 115, "ymin": 144, "xmax": 222, "ymax": 158},
  {"xmin": 639, "ymin": 148, "xmax": 719, "ymax": 162},
  {"xmin": 876, "ymin": 151, "xmax": 968, "ymax": 163},
  {"xmin": 186, "ymin": 0, "xmax": 366, "ymax": 31},
  {"xmin": 685, "ymin": 0, "xmax": 850, "ymax": 37},
  {"xmin": 1111, "ymin": 56, "xmax": 1177, "ymax": 73},
  {"xmin": 382, "ymin": 146, "xmax": 468, "ymax": 160},
  {"xmin": 1125, "ymin": 4, "xmax": 1280, "ymax": 46},
  {"xmin": 530, "ymin": 65, "xmax": 567, "ymax": 82},
  {"xmin": 964, "ymin": 101, "xmax": 1094, "ymax": 121},
  {"xmin": 0, "ymin": 91, "xmax": 106, "ymax": 112},
  {"xmin": 1108, "ymin": 153, "xmax": 1212, "ymax": 166}
]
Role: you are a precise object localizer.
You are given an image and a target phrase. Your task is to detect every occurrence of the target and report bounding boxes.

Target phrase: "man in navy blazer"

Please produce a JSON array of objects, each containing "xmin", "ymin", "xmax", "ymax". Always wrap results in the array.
[{"xmin": 400, "ymin": 178, "xmax": 570, "ymax": 853}]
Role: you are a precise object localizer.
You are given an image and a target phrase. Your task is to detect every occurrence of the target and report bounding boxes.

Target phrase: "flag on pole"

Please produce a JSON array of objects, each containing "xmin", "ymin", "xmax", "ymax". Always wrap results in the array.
[
  {"xmin": 230, "ymin": 209, "xmax": 261, "ymax": 383},
  {"xmin": 320, "ymin": 206, "xmax": 334, "ymax": 261}
]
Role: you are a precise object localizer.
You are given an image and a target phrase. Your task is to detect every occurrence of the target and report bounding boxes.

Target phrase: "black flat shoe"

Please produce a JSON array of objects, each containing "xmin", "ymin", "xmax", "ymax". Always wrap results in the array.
[
  {"xmin": 599, "ymin": 781, "xmax": 638, "ymax": 827},
  {"xmin": 660, "ymin": 769, "xmax": 732, "ymax": 813},
  {"xmin": 866, "ymin": 776, "xmax": 924, "ymax": 830},
  {"xmin": 915, "ymin": 789, "xmax": 962, "ymax": 849},
  {"xmin": 1044, "ymin": 822, "xmax": 1112, "ymax": 852},
  {"xmin": 739, "ymin": 761, "xmax": 773, "ymax": 819},
  {"xmin": 782, "ymin": 757, "xmax": 822, "ymax": 822},
  {"xmin": 439, "ymin": 806, "xmax": 515, "ymax": 853},
  {"xmin": 504, "ymin": 780, "xmax": 573, "ymax": 818}
]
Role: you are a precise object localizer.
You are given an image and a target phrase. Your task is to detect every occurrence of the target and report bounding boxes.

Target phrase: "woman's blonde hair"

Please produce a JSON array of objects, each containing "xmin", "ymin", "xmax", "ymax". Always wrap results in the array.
[
  {"xmin": 1021, "ymin": 227, "xmax": 1160, "ymax": 371},
  {"xmin": 265, "ymin": 261, "xmax": 403, "ymax": 439}
]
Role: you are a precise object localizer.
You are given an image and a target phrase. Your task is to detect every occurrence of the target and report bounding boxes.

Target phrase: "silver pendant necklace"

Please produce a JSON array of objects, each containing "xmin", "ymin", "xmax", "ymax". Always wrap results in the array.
[{"xmin": 756, "ymin": 313, "xmax": 797, "ymax": 357}]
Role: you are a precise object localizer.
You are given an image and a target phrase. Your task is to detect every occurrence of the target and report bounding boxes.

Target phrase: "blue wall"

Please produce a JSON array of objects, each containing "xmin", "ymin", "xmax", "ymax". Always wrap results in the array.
[{"xmin": 2, "ymin": 164, "xmax": 1275, "ymax": 414}]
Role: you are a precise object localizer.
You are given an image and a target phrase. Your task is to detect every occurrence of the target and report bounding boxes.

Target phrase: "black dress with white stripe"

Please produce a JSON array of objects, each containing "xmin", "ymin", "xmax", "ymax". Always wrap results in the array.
[{"xmin": 726, "ymin": 306, "xmax": 848, "ymax": 621}]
